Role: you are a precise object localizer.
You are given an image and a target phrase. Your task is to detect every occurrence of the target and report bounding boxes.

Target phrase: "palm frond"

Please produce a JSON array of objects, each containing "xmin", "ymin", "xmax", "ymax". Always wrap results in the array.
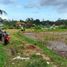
[
  {"xmin": 0, "ymin": 9, "xmax": 7, "ymax": 15},
  {"xmin": 0, "ymin": 10, "xmax": 2, "ymax": 14}
]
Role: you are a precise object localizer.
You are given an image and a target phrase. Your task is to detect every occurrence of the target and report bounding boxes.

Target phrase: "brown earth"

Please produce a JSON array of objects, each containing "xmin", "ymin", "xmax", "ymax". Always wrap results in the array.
[{"xmin": 23, "ymin": 32, "xmax": 67, "ymax": 58}]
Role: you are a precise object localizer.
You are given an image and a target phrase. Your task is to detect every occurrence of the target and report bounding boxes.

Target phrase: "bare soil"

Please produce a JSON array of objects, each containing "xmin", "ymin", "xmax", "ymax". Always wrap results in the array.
[{"xmin": 24, "ymin": 32, "xmax": 67, "ymax": 58}]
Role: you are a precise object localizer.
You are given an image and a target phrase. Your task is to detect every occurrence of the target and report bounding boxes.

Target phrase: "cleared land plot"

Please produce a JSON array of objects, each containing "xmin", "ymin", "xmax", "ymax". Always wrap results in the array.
[{"xmin": 24, "ymin": 32, "xmax": 67, "ymax": 58}]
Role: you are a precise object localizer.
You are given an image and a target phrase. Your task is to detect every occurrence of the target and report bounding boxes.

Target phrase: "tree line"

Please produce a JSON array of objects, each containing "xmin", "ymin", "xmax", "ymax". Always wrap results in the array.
[
  {"xmin": 2, "ymin": 18, "xmax": 67, "ymax": 29},
  {"xmin": 0, "ymin": 9, "xmax": 67, "ymax": 29}
]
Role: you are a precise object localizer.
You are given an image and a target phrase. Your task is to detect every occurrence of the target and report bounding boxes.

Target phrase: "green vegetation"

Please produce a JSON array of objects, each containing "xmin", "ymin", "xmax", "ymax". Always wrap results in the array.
[
  {"xmin": 0, "ymin": 29, "xmax": 67, "ymax": 67},
  {"xmin": 0, "ymin": 17, "xmax": 67, "ymax": 31},
  {"xmin": 4, "ymin": 30, "xmax": 53, "ymax": 67},
  {"xmin": 0, "ymin": 45, "xmax": 7, "ymax": 67},
  {"xmin": 17, "ymin": 31, "xmax": 67, "ymax": 67},
  {"xmin": 7, "ymin": 54, "xmax": 51, "ymax": 67}
]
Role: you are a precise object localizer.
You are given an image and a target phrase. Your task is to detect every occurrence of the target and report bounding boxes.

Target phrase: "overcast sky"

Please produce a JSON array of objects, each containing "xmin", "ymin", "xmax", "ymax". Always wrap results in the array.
[{"xmin": 0, "ymin": 0, "xmax": 67, "ymax": 20}]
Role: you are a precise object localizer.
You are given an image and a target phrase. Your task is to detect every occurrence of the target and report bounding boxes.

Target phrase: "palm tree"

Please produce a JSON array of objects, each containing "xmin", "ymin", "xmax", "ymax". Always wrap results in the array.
[
  {"xmin": 0, "ymin": 9, "xmax": 7, "ymax": 23},
  {"xmin": 0, "ymin": 9, "xmax": 7, "ymax": 15}
]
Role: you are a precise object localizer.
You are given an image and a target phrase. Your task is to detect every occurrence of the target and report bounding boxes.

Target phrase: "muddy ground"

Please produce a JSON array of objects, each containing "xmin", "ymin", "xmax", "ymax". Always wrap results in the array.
[{"xmin": 24, "ymin": 32, "xmax": 67, "ymax": 58}]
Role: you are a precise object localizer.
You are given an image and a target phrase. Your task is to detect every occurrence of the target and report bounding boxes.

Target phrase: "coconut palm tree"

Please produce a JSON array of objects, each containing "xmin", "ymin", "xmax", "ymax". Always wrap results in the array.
[
  {"xmin": 0, "ymin": 9, "xmax": 7, "ymax": 15},
  {"xmin": 0, "ymin": 9, "xmax": 7, "ymax": 24}
]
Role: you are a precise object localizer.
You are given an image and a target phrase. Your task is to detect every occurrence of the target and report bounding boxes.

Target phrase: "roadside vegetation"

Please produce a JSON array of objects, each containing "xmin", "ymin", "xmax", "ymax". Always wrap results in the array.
[{"xmin": 17, "ymin": 31, "xmax": 67, "ymax": 67}]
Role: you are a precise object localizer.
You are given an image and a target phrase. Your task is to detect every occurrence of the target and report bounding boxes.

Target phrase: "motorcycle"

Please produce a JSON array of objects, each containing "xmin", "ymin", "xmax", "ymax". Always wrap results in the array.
[{"xmin": 4, "ymin": 34, "xmax": 10, "ymax": 45}]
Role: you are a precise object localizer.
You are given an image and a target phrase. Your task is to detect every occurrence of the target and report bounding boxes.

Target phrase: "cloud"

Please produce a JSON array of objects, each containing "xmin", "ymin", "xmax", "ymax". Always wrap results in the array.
[
  {"xmin": 1, "ymin": 0, "xmax": 67, "ymax": 13},
  {"xmin": 40, "ymin": 0, "xmax": 67, "ymax": 8},
  {"xmin": 24, "ymin": 3, "xmax": 39, "ymax": 8},
  {"xmin": 24, "ymin": 0, "xmax": 40, "ymax": 8},
  {"xmin": 40, "ymin": 0, "xmax": 67, "ymax": 12},
  {"xmin": 40, "ymin": 0, "xmax": 60, "ymax": 6},
  {"xmin": 24, "ymin": 0, "xmax": 67, "ymax": 12},
  {"xmin": 0, "ymin": 0, "xmax": 16, "ymax": 5},
  {"xmin": 0, "ymin": 0, "xmax": 23, "ymax": 9}
]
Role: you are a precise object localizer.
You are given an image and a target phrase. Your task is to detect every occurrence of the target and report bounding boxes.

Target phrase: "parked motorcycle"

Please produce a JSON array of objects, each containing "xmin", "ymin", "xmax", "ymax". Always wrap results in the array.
[
  {"xmin": 2, "ymin": 31, "xmax": 10, "ymax": 45},
  {"xmin": 4, "ymin": 34, "xmax": 10, "ymax": 45}
]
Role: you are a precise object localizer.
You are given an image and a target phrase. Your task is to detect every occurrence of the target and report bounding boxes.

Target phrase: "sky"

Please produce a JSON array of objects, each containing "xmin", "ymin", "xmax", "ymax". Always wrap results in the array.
[{"xmin": 0, "ymin": 0, "xmax": 67, "ymax": 21}]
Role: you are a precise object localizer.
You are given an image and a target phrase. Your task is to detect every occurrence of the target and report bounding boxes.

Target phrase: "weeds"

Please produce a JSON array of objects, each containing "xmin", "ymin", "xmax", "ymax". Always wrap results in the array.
[{"xmin": 17, "ymin": 31, "xmax": 67, "ymax": 67}]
